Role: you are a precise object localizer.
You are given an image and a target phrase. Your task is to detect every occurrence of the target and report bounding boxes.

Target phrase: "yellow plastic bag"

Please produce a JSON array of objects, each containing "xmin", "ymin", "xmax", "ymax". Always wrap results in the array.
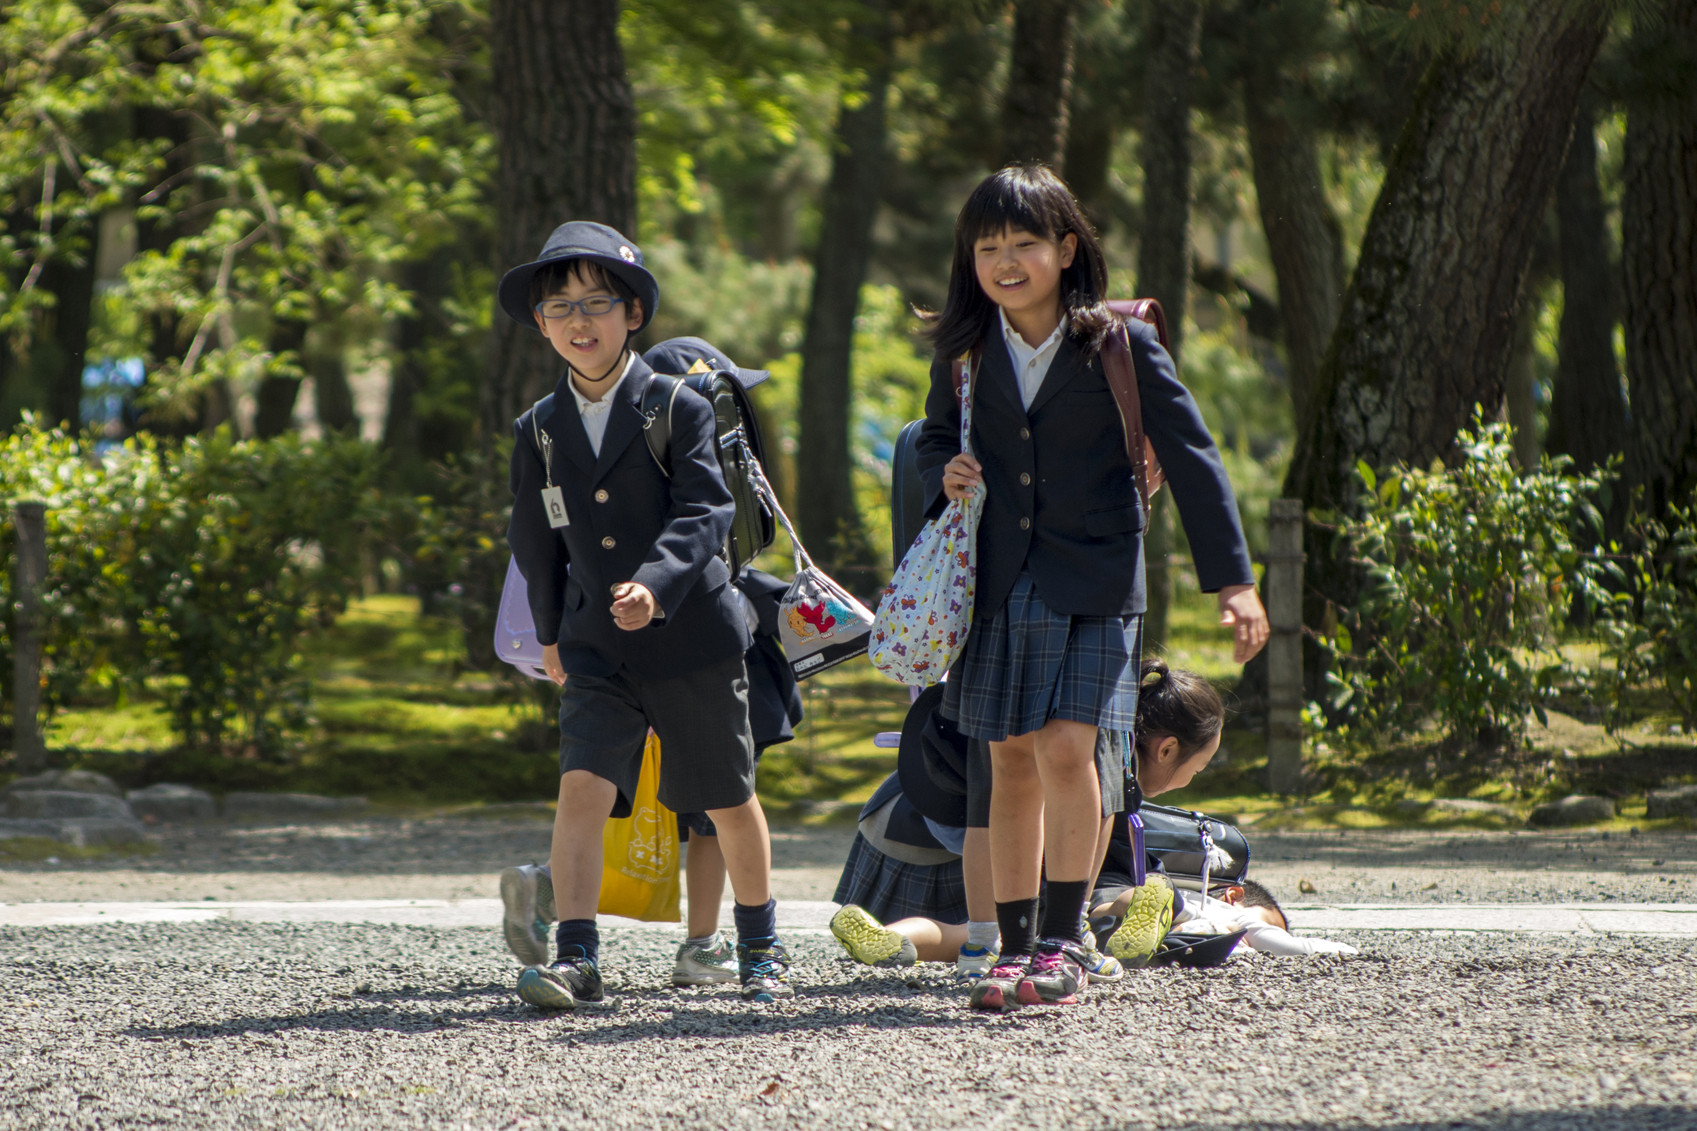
[{"xmin": 598, "ymin": 732, "xmax": 681, "ymax": 922}]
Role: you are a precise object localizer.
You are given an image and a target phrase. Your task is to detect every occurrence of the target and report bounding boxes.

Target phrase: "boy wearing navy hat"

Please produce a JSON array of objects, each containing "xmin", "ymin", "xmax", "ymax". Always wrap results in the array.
[{"xmin": 500, "ymin": 222, "xmax": 792, "ymax": 1006}]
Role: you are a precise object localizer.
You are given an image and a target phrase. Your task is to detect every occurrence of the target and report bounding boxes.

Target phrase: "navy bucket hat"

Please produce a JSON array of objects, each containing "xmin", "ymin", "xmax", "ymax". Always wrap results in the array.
[
  {"xmin": 642, "ymin": 335, "xmax": 771, "ymax": 390},
  {"xmin": 497, "ymin": 221, "xmax": 659, "ymax": 333}
]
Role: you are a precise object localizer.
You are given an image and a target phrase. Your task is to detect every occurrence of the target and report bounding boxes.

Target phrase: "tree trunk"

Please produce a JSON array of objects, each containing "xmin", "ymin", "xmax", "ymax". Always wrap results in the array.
[
  {"xmin": 480, "ymin": 0, "xmax": 636, "ymax": 445},
  {"xmin": 1546, "ymin": 91, "xmax": 1628, "ymax": 476},
  {"xmin": 1621, "ymin": 0, "xmax": 1697, "ymax": 520},
  {"xmin": 795, "ymin": 25, "xmax": 893, "ymax": 578},
  {"xmin": 1000, "ymin": 0, "xmax": 1079, "ymax": 168},
  {"xmin": 1136, "ymin": 0, "xmax": 1203, "ymax": 650},
  {"xmin": 1506, "ymin": 299, "xmax": 1539, "ymax": 468},
  {"xmin": 1138, "ymin": 0, "xmax": 1203, "ymax": 361},
  {"xmin": 1284, "ymin": 2, "xmax": 1609, "ymax": 664},
  {"xmin": 1244, "ymin": 51, "xmax": 1345, "ymax": 425},
  {"xmin": 312, "ymin": 347, "xmax": 358, "ymax": 435},
  {"xmin": 254, "ymin": 319, "xmax": 307, "ymax": 438},
  {"xmin": 38, "ymin": 215, "xmax": 101, "ymax": 431}
]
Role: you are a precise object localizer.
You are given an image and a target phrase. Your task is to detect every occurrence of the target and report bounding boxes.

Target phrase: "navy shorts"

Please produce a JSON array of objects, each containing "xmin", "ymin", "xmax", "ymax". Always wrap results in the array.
[{"xmin": 557, "ymin": 655, "xmax": 755, "ymax": 818}]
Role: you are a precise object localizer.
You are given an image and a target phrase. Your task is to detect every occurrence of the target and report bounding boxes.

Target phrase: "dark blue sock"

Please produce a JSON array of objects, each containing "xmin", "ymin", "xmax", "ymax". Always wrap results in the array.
[
  {"xmin": 555, "ymin": 918, "xmax": 599, "ymax": 965},
  {"xmin": 732, "ymin": 899, "xmax": 777, "ymax": 946}
]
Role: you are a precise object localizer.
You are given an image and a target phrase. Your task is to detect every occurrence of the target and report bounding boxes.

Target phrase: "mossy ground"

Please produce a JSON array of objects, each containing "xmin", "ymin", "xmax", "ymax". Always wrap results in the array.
[{"xmin": 13, "ymin": 590, "xmax": 1697, "ymax": 829}]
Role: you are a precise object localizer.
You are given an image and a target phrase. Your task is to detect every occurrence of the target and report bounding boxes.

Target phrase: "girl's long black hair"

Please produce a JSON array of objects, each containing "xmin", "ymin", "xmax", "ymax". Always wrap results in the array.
[
  {"xmin": 921, "ymin": 164, "xmax": 1117, "ymax": 360},
  {"xmin": 1133, "ymin": 659, "xmax": 1225, "ymax": 761}
]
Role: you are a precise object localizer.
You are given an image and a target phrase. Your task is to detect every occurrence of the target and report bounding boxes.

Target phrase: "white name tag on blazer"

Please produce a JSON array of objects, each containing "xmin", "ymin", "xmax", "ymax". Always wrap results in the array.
[{"xmin": 541, "ymin": 486, "xmax": 569, "ymax": 528}]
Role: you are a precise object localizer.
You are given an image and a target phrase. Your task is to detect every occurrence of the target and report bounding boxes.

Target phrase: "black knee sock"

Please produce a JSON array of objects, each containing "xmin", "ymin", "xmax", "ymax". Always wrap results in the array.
[
  {"xmin": 996, "ymin": 897, "xmax": 1040, "ymax": 960},
  {"xmin": 555, "ymin": 919, "xmax": 598, "ymax": 964},
  {"xmin": 1039, "ymin": 879, "xmax": 1088, "ymax": 945},
  {"xmin": 733, "ymin": 899, "xmax": 777, "ymax": 947}
]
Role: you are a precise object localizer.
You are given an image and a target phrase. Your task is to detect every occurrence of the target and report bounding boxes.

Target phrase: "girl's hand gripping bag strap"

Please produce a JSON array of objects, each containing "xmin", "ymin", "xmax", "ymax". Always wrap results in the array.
[
  {"xmin": 869, "ymin": 355, "xmax": 984, "ymax": 688},
  {"xmin": 742, "ymin": 440, "xmax": 876, "ymax": 679},
  {"xmin": 599, "ymin": 732, "xmax": 681, "ymax": 921}
]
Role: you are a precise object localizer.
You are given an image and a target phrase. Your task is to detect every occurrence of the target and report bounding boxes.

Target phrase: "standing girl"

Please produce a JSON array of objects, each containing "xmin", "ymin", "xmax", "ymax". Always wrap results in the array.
[{"xmin": 916, "ymin": 164, "xmax": 1268, "ymax": 1011}]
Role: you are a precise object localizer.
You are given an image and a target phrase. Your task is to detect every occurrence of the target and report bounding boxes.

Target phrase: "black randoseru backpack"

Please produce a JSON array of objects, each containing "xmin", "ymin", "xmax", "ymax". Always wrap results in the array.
[{"xmin": 637, "ymin": 370, "xmax": 777, "ymax": 578}]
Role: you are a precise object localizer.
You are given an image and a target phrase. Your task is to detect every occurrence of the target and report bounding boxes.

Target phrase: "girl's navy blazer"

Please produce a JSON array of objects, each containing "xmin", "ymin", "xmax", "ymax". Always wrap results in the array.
[
  {"xmin": 507, "ymin": 356, "xmax": 752, "ymax": 680},
  {"xmin": 915, "ymin": 316, "xmax": 1254, "ymax": 621}
]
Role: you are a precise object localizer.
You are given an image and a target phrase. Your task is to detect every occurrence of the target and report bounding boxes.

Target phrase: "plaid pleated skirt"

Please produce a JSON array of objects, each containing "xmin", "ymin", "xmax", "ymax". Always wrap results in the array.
[
  {"xmin": 832, "ymin": 833, "xmax": 970, "ymax": 926},
  {"xmin": 942, "ymin": 572, "xmax": 1143, "ymax": 742}
]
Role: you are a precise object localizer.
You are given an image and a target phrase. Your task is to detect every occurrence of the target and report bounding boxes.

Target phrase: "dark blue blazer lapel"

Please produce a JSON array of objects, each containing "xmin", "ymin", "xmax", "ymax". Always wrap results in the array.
[
  {"xmin": 591, "ymin": 357, "xmax": 653, "ymax": 485},
  {"xmin": 543, "ymin": 385, "xmax": 595, "ymax": 476},
  {"xmin": 1023, "ymin": 334, "xmax": 1084, "ymax": 419},
  {"xmin": 976, "ymin": 337, "xmax": 1027, "ymax": 422}
]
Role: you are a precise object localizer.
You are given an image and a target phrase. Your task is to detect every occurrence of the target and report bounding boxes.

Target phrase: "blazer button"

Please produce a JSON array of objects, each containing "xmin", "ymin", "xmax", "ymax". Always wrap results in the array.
[
  {"xmin": 1019, "ymin": 517, "xmax": 1031, "ymax": 531},
  {"xmin": 1019, "ymin": 427, "xmax": 1031, "ymax": 441},
  {"xmin": 601, "ymin": 536, "xmax": 616, "ymax": 549},
  {"xmin": 594, "ymin": 489, "xmax": 609, "ymax": 503},
  {"xmin": 1019, "ymin": 472, "xmax": 1031, "ymax": 487}
]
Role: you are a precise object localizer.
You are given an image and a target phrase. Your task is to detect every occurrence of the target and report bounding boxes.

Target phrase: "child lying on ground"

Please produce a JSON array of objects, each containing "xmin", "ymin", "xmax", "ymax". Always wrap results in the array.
[{"xmin": 1092, "ymin": 877, "xmax": 1359, "ymax": 958}]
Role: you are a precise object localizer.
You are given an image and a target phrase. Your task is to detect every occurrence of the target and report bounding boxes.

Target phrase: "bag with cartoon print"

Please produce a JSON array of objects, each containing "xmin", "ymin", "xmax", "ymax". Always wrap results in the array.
[
  {"xmin": 868, "ymin": 354, "xmax": 982, "ymax": 688},
  {"xmin": 742, "ymin": 453, "xmax": 876, "ymax": 678}
]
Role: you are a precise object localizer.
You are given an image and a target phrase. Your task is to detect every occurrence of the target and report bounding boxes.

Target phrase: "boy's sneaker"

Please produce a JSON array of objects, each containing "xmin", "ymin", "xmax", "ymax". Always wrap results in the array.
[
  {"xmin": 1075, "ymin": 932, "xmax": 1125, "ymax": 983},
  {"xmin": 1105, "ymin": 878, "xmax": 1176, "ymax": 968},
  {"xmin": 737, "ymin": 939, "xmax": 795, "ymax": 1002},
  {"xmin": 672, "ymin": 933, "xmax": 739, "ymax": 986},
  {"xmin": 968, "ymin": 957, "xmax": 1029, "ymax": 1013},
  {"xmin": 1016, "ymin": 942, "xmax": 1085, "ymax": 1005},
  {"xmin": 829, "ymin": 905, "xmax": 918, "ymax": 968},
  {"xmin": 955, "ymin": 943, "xmax": 997, "ymax": 981},
  {"xmin": 516, "ymin": 954, "xmax": 603, "ymax": 1011},
  {"xmin": 498, "ymin": 864, "xmax": 555, "ymax": 967}
]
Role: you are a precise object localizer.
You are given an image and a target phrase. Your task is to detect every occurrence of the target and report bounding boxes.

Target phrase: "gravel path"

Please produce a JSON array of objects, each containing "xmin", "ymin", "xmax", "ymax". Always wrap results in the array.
[
  {"xmin": 3, "ymin": 922, "xmax": 1694, "ymax": 1130},
  {"xmin": 3, "ymin": 813, "xmax": 1694, "ymax": 905}
]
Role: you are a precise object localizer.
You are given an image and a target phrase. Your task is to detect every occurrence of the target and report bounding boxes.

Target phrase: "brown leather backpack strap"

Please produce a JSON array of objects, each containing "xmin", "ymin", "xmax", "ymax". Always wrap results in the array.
[{"xmin": 1101, "ymin": 320, "xmax": 1152, "ymax": 509}]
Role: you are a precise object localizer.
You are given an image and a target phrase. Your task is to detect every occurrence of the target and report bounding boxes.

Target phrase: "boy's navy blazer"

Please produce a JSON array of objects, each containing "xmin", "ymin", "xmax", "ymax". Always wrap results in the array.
[
  {"xmin": 915, "ymin": 316, "xmax": 1254, "ymax": 621},
  {"xmin": 507, "ymin": 356, "xmax": 752, "ymax": 679}
]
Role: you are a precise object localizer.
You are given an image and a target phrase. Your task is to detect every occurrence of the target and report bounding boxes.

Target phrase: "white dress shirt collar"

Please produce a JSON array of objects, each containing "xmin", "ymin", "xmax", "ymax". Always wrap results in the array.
[
  {"xmin": 1000, "ymin": 308, "xmax": 1068, "ymax": 410},
  {"xmin": 569, "ymin": 351, "xmax": 637, "ymax": 457}
]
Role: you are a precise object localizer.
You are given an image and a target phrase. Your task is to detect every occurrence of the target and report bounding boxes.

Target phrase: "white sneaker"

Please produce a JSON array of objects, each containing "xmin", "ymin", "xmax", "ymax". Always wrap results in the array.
[
  {"xmin": 671, "ymin": 933, "xmax": 739, "ymax": 986},
  {"xmin": 955, "ymin": 943, "xmax": 997, "ymax": 981},
  {"xmin": 498, "ymin": 864, "xmax": 555, "ymax": 967}
]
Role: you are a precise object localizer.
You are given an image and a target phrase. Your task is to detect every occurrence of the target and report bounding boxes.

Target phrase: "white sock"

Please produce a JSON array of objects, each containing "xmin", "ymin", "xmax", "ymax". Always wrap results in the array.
[
  {"xmin": 684, "ymin": 932, "xmax": 719, "ymax": 949},
  {"xmin": 966, "ymin": 921, "xmax": 999, "ymax": 950}
]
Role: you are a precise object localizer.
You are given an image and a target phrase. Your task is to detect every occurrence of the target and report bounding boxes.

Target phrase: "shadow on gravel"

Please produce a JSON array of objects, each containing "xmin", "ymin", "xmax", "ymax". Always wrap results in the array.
[
  {"xmin": 118, "ymin": 984, "xmax": 982, "ymax": 1043},
  {"xmin": 1164, "ymin": 1106, "xmax": 1697, "ymax": 1131},
  {"xmin": 550, "ymin": 1000, "xmax": 979, "ymax": 1046}
]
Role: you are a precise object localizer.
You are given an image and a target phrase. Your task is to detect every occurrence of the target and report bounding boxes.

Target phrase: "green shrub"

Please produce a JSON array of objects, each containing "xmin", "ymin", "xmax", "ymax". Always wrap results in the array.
[
  {"xmin": 1320, "ymin": 415, "xmax": 1611, "ymax": 751},
  {"xmin": 1, "ymin": 421, "xmax": 386, "ymax": 753},
  {"xmin": 1593, "ymin": 502, "xmax": 1697, "ymax": 735}
]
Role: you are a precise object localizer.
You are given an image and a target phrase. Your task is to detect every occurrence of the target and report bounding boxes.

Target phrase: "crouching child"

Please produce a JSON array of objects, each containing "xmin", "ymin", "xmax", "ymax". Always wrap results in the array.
[{"xmin": 500, "ymin": 221, "xmax": 790, "ymax": 1007}]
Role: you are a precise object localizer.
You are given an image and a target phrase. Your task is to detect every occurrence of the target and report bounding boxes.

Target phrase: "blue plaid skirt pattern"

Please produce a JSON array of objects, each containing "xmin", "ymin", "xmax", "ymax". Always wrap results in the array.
[
  {"xmin": 942, "ymin": 572, "xmax": 1143, "ymax": 742},
  {"xmin": 833, "ymin": 833, "xmax": 969, "ymax": 926}
]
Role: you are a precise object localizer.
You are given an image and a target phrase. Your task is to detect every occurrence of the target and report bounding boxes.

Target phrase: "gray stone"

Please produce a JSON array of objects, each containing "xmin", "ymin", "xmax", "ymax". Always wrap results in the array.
[
  {"xmin": 1528, "ymin": 794, "xmax": 1615, "ymax": 827},
  {"xmin": 222, "ymin": 791, "xmax": 368, "ymax": 819},
  {"xmin": 126, "ymin": 783, "xmax": 217, "ymax": 823},
  {"xmin": 4, "ymin": 789, "xmax": 135, "ymax": 821},
  {"xmin": 0, "ymin": 816, "xmax": 148, "ymax": 847},
  {"xmin": 1646, "ymin": 784, "xmax": 1697, "ymax": 820},
  {"xmin": 0, "ymin": 817, "xmax": 74, "ymax": 842},
  {"xmin": 1, "ymin": 769, "xmax": 124, "ymax": 798},
  {"xmin": 1392, "ymin": 798, "xmax": 1518, "ymax": 821}
]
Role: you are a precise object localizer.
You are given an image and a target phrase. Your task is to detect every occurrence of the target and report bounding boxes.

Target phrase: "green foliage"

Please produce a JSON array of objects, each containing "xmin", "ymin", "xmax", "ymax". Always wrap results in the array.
[
  {"xmin": 0, "ymin": 420, "xmax": 385, "ymax": 752},
  {"xmin": 1592, "ymin": 503, "xmax": 1697, "ymax": 735},
  {"xmin": 1, "ymin": 0, "xmax": 490, "ymax": 421},
  {"xmin": 1319, "ymin": 413, "xmax": 1612, "ymax": 751}
]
